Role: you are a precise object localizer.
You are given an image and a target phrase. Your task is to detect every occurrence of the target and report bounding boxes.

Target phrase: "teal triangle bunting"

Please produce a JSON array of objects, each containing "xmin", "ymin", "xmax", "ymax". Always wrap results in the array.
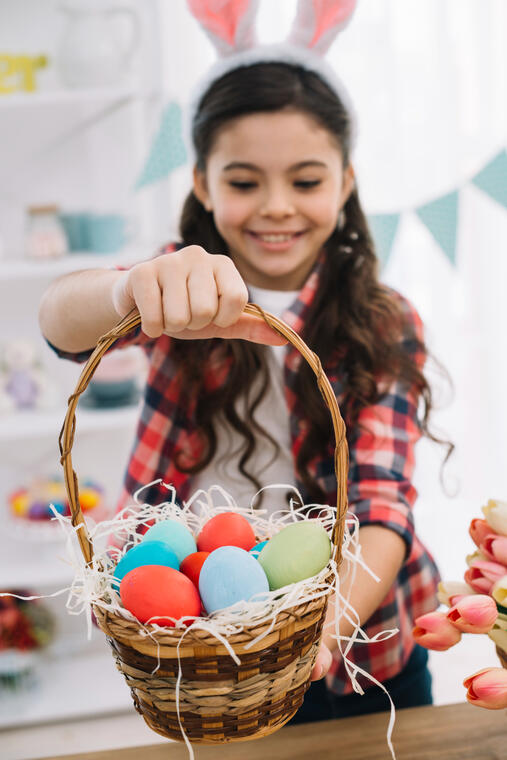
[
  {"xmin": 367, "ymin": 214, "xmax": 400, "ymax": 269},
  {"xmin": 135, "ymin": 102, "xmax": 187, "ymax": 190},
  {"xmin": 471, "ymin": 150, "xmax": 507, "ymax": 208},
  {"xmin": 416, "ymin": 190, "xmax": 459, "ymax": 265}
]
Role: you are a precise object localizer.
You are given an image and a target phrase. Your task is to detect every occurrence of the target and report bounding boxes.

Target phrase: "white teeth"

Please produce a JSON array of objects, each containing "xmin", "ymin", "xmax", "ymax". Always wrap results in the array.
[{"xmin": 257, "ymin": 233, "xmax": 295, "ymax": 242}]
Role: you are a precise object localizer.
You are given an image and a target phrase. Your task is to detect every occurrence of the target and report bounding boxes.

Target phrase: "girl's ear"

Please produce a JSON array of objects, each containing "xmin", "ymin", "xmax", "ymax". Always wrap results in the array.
[
  {"xmin": 193, "ymin": 166, "xmax": 213, "ymax": 211},
  {"xmin": 341, "ymin": 163, "xmax": 355, "ymax": 206}
]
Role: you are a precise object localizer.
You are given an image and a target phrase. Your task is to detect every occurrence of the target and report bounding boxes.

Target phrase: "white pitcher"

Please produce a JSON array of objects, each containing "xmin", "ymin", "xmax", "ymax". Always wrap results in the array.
[{"xmin": 56, "ymin": 0, "xmax": 140, "ymax": 88}]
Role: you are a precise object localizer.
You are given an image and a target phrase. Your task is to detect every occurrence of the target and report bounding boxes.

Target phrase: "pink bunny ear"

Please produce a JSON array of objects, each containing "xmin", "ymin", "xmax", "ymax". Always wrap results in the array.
[
  {"xmin": 187, "ymin": 0, "xmax": 259, "ymax": 56},
  {"xmin": 288, "ymin": 0, "xmax": 357, "ymax": 54}
]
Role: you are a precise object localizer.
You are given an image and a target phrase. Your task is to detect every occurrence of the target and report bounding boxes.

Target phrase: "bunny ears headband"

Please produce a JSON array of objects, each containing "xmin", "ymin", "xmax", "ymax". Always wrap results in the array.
[{"xmin": 187, "ymin": 0, "xmax": 358, "ymax": 146}]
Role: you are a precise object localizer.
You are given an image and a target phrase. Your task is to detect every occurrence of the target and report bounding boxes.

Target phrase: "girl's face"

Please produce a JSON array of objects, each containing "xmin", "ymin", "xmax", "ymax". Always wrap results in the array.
[{"xmin": 193, "ymin": 109, "xmax": 355, "ymax": 291}]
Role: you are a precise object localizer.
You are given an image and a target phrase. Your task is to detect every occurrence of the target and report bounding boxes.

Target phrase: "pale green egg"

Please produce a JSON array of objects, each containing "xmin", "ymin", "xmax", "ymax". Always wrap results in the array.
[{"xmin": 258, "ymin": 521, "xmax": 332, "ymax": 590}]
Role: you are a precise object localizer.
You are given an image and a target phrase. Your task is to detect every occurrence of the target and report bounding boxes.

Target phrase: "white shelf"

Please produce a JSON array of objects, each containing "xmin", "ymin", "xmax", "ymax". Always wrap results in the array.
[
  {"xmin": 0, "ymin": 642, "xmax": 133, "ymax": 730},
  {"xmin": 0, "ymin": 530, "xmax": 75, "ymax": 588},
  {"xmin": 0, "ymin": 404, "xmax": 140, "ymax": 442},
  {"xmin": 0, "ymin": 245, "xmax": 150, "ymax": 282},
  {"xmin": 0, "ymin": 87, "xmax": 142, "ymax": 110}
]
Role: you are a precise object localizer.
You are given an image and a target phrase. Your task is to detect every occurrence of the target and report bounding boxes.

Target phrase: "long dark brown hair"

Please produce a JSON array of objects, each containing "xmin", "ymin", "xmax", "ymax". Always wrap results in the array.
[{"xmin": 171, "ymin": 62, "xmax": 452, "ymax": 503}]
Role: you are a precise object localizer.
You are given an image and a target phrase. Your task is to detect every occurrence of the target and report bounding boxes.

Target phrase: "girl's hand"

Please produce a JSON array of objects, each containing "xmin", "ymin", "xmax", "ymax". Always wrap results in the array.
[
  {"xmin": 310, "ymin": 641, "xmax": 333, "ymax": 681},
  {"xmin": 111, "ymin": 246, "xmax": 286, "ymax": 346}
]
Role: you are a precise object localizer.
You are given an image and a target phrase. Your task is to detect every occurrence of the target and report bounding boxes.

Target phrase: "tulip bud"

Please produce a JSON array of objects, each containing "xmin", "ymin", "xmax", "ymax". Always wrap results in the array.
[
  {"xmin": 481, "ymin": 535, "xmax": 507, "ymax": 566},
  {"xmin": 466, "ymin": 549, "xmax": 488, "ymax": 566},
  {"xmin": 469, "ymin": 518, "xmax": 493, "ymax": 548},
  {"xmin": 464, "ymin": 667, "xmax": 507, "ymax": 709},
  {"xmin": 437, "ymin": 581, "xmax": 475, "ymax": 607},
  {"xmin": 413, "ymin": 611, "xmax": 462, "ymax": 651},
  {"xmin": 446, "ymin": 594, "xmax": 498, "ymax": 634},
  {"xmin": 491, "ymin": 575, "xmax": 507, "ymax": 608},
  {"xmin": 482, "ymin": 499, "xmax": 507, "ymax": 537},
  {"xmin": 464, "ymin": 559, "xmax": 506, "ymax": 595}
]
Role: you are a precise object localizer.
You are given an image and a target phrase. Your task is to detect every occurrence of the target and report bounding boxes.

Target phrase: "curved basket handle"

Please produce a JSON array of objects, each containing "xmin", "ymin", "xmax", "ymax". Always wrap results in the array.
[{"xmin": 59, "ymin": 304, "xmax": 349, "ymax": 567}]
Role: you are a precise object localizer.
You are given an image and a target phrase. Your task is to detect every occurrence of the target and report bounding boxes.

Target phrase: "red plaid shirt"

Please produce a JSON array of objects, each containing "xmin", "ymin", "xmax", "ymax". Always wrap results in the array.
[{"xmin": 49, "ymin": 244, "xmax": 439, "ymax": 695}]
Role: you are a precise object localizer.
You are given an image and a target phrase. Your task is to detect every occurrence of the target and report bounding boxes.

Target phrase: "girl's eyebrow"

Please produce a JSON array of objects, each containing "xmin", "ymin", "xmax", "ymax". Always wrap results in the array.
[{"xmin": 222, "ymin": 160, "xmax": 328, "ymax": 172}]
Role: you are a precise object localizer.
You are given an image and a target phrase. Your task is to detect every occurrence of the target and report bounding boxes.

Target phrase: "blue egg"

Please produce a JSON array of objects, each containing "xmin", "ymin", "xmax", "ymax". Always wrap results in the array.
[
  {"xmin": 113, "ymin": 540, "xmax": 179, "ymax": 586},
  {"xmin": 142, "ymin": 519, "xmax": 196, "ymax": 564},
  {"xmin": 249, "ymin": 540, "xmax": 268, "ymax": 559},
  {"xmin": 199, "ymin": 546, "xmax": 269, "ymax": 614}
]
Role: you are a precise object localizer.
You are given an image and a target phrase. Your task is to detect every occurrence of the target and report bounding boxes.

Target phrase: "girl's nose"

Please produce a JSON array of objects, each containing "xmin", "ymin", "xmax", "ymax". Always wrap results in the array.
[{"xmin": 259, "ymin": 187, "xmax": 296, "ymax": 218}]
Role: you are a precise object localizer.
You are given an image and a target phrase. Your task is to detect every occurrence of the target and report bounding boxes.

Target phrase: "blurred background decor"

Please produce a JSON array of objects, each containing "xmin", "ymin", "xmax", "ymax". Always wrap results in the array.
[
  {"xmin": 55, "ymin": 0, "xmax": 141, "ymax": 89},
  {"xmin": 0, "ymin": 339, "xmax": 58, "ymax": 413},
  {"xmin": 0, "ymin": 54, "xmax": 48, "ymax": 95},
  {"xmin": 82, "ymin": 347, "xmax": 146, "ymax": 408},
  {"xmin": 0, "ymin": 592, "xmax": 55, "ymax": 693}
]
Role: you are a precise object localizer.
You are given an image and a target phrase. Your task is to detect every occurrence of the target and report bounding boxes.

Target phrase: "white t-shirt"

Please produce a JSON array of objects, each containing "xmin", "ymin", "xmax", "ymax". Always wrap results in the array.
[{"xmin": 191, "ymin": 285, "xmax": 300, "ymax": 517}]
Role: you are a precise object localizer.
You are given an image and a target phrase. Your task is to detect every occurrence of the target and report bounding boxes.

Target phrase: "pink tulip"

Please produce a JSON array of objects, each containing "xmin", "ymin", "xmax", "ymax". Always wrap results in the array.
[
  {"xmin": 464, "ymin": 560, "xmax": 506, "ymax": 594},
  {"xmin": 469, "ymin": 518, "xmax": 493, "ymax": 548},
  {"xmin": 464, "ymin": 668, "xmax": 507, "ymax": 709},
  {"xmin": 412, "ymin": 611, "xmax": 462, "ymax": 651},
  {"xmin": 446, "ymin": 594, "xmax": 498, "ymax": 634},
  {"xmin": 481, "ymin": 534, "xmax": 507, "ymax": 566}
]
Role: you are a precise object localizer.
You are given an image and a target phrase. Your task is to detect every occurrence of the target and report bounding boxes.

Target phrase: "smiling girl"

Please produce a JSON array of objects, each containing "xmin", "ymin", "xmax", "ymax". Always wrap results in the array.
[{"xmin": 39, "ymin": 5, "xmax": 447, "ymax": 725}]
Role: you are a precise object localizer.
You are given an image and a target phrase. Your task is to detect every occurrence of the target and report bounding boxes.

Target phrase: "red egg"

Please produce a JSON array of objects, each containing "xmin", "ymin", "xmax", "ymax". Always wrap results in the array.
[
  {"xmin": 120, "ymin": 565, "xmax": 201, "ymax": 626},
  {"xmin": 180, "ymin": 551, "xmax": 210, "ymax": 587},
  {"xmin": 197, "ymin": 512, "xmax": 256, "ymax": 553}
]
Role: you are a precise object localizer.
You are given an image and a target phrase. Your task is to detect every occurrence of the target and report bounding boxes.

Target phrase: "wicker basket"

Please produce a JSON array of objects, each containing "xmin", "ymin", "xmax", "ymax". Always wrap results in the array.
[{"xmin": 58, "ymin": 303, "xmax": 349, "ymax": 744}]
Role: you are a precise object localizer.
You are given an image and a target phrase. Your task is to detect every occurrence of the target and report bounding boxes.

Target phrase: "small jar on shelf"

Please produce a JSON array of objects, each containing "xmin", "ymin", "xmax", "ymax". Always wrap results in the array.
[{"xmin": 25, "ymin": 205, "xmax": 68, "ymax": 260}]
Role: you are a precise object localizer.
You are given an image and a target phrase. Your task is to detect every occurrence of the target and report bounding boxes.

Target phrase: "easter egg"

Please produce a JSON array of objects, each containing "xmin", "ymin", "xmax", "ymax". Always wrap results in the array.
[
  {"xmin": 199, "ymin": 546, "xmax": 269, "ymax": 614},
  {"xmin": 120, "ymin": 565, "xmax": 201, "ymax": 625},
  {"xmin": 113, "ymin": 540, "xmax": 179, "ymax": 586},
  {"xmin": 52, "ymin": 501, "xmax": 66, "ymax": 516},
  {"xmin": 258, "ymin": 521, "xmax": 332, "ymax": 590},
  {"xmin": 79, "ymin": 488, "xmax": 100, "ymax": 511},
  {"xmin": 28, "ymin": 501, "xmax": 51, "ymax": 520},
  {"xmin": 250, "ymin": 540, "xmax": 268, "ymax": 558},
  {"xmin": 10, "ymin": 491, "xmax": 29, "ymax": 516},
  {"xmin": 197, "ymin": 512, "xmax": 256, "ymax": 553},
  {"xmin": 142, "ymin": 519, "xmax": 196, "ymax": 564},
  {"xmin": 180, "ymin": 551, "xmax": 210, "ymax": 587}
]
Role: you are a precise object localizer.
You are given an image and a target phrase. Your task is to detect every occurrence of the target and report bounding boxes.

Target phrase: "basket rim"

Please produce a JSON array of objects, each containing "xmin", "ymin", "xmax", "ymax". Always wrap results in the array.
[{"xmin": 93, "ymin": 586, "xmax": 330, "ymax": 657}]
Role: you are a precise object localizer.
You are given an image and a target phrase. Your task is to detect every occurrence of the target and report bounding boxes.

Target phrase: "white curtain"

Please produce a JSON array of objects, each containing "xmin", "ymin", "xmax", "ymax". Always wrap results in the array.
[{"xmin": 157, "ymin": 0, "xmax": 507, "ymax": 583}]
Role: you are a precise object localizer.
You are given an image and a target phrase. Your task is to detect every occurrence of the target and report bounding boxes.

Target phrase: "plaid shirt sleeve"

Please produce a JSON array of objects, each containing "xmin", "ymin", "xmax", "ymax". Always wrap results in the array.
[{"xmin": 346, "ymin": 292, "xmax": 426, "ymax": 556}]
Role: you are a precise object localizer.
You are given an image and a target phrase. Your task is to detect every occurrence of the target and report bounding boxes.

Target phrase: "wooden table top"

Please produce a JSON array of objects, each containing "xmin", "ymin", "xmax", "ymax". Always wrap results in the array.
[{"xmin": 38, "ymin": 702, "xmax": 506, "ymax": 760}]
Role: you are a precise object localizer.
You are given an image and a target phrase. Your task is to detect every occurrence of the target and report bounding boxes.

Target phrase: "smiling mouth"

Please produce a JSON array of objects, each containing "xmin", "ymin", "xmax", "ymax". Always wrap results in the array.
[{"xmin": 247, "ymin": 231, "xmax": 306, "ymax": 243}]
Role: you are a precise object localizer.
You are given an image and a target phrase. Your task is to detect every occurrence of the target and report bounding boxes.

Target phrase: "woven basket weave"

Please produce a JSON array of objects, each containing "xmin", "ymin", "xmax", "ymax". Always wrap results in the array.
[{"xmin": 59, "ymin": 303, "xmax": 349, "ymax": 744}]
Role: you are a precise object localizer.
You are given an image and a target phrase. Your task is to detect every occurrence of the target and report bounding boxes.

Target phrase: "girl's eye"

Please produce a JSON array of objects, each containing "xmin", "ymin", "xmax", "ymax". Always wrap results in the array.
[
  {"xmin": 229, "ymin": 181, "xmax": 257, "ymax": 190},
  {"xmin": 294, "ymin": 180, "xmax": 321, "ymax": 189}
]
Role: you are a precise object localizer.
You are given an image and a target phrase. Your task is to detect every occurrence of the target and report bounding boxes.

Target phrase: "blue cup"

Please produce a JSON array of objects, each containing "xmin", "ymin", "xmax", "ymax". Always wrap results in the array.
[
  {"xmin": 59, "ymin": 212, "xmax": 134, "ymax": 254},
  {"xmin": 87, "ymin": 214, "xmax": 130, "ymax": 254},
  {"xmin": 59, "ymin": 213, "xmax": 90, "ymax": 251}
]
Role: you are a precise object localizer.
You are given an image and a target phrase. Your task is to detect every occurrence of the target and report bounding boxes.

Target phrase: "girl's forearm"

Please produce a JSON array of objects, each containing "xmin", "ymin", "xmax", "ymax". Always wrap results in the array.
[
  {"xmin": 39, "ymin": 268, "xmax": 124, "ymax": 353},
  {"xmin": 323, "ymin": 524, "xmax": 406, "ymax": 650}
]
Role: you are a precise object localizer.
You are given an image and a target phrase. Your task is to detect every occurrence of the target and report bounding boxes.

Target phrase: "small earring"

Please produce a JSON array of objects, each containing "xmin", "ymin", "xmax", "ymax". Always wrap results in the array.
[{"xmin": 337, "ymin": 209, "xmax": 346, "ymax": 230}]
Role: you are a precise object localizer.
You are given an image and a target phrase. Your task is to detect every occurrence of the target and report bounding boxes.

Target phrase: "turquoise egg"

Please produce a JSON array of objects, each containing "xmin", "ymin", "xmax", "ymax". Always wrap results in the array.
[
  {"xmin": 113, "ymin": 540, "xmax": 179, "ymax": 586},
  {"xmin": 142, "ymin": 519, "xmax": 197, "ymax": 564},
  {"xmin": 249, "ymin": 540, "xmax": 268, "ymax": 558},
  {"xmin": 199, "ymin": 546, "xmax": 269, "ymax": 614},
  {"xmin": 258, "ymin": 521, "xmax": 332, "ymax": 590}
]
